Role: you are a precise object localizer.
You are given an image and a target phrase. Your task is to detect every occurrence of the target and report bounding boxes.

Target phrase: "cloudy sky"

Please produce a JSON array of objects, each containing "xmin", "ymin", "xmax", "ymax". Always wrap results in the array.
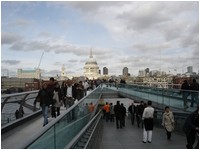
[{"xmin": 1, "ymin": 1, "xmax": 199, "ymax": 77}]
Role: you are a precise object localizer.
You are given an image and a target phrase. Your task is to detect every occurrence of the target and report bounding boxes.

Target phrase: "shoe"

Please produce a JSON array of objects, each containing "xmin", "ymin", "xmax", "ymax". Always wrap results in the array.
[
  {"xmin": 142, "ymin": 141, "xmax": 146, "ymax": 143},
  {"xmin": 148, "ymin": 141, "xmax": 151, "ymax": 143}
]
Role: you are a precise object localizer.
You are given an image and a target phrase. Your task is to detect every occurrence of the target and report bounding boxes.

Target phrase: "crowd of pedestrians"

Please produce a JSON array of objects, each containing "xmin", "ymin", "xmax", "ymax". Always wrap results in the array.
[
  {"xmin": 33, "ymin": 77, "xmax": 199, "ymax": 148},
  {"xmin": 102, "ymin": 99, "xmax": 199, "ymax": 149},
  {"xmin": 34, "ymin": 77, "xmax": 100, "ymax": 127},
  {"xmin": 180, "ymin": 79, "xmax": 199, "ymax": 110}
]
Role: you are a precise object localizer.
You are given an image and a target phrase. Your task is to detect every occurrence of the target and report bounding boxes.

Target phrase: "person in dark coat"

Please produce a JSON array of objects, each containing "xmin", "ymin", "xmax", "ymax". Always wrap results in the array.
[
  {"xmin": 76, "ymin": 81, "xmax": 84, "ymax": 100},
  {"xmin": 61, "ymin": 81, "xmax": 67, "ymax": 107},
  {"xmin": 47, "ymin": 77, "xmax": 56, "ymax": 118},
  {"xmin": 121, "ymin": 103, "xmax": 126, "ymax": 127},
  {"xmin": 181, "ymin": 80, "xmax": 190, "ymax": 110},
  {"xmin": 128, "ymin": 102, "xmax": 136, "ymax": 125},
  {"xmin": 35, "ymin": 83, "xmax": 51, "ymax": 126},
  {"xmin": 190, "ymin": 79, "xmax": 199, "ymax": 107},
  {"xmin": 114, "ymin": 101, "xmax": 123, "ymax": 129},
  {"xmin": 15, "ymin": 109, "xmax": 19, "ymax": 119},
  {"xmin": 183, "ymin": 108, "xmax": 199, "ymax": 149},
  {"xmin": 136, "ymin": 101, "xmax": 145, "ymax": 128}
]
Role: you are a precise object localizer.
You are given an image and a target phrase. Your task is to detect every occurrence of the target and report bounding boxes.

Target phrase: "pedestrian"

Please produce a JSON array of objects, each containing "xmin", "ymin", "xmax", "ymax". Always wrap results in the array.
[
  {"xmin": 76, "ymin": 81, "xmax": 84, "ymax": 100},
  {"xmin": 114, "ymin": 101, "xmax": 123, "ymax": 129},
  {"xmin": 128, "ymin": 102, "xmax": 136, "ymax": 125},
  {"xmin": 53, "ymin": 82, "xmax": 62, "ymax": 117},
  {"xmin": 190, "ymin": 79, "xmax": 199, "ymax": 107},
  {"xmin": 65, "ymin": 80, "xmax": 76, "ymax": 109},
  {"xmin": 121, "ymin": 103, "xmax": 126, "ymax": 127},
  {"xmin": 89, "ymin": 102, "xmax": 95, "ymax": 112},
  {"xmin": 35, "ymin": 83, "xmax": 51, "ymax": 126},
  {"xmin": 180, "ymin": 80, "xmax": 190, "ymax": 110},
  {"xmin": 162, "ymin": 106, "xmax": 175, "ymax": 140},
  {"xmin": 183, "ymin": 107, "xmax": 199, "ymax": 149},
  {"xmin": 61, "ymin": 81, "xmax": 67, "ymax": 107},
  {"xmin": 110, "ymin": 103, "xmax": 115, "ymax": 122},
  {"xmin": 136, "ymin": 101, "xmax": 145, "ymax": 128},
  {"xmin": 103, "ymin": 102, "xmax": 110, "ymax": 122},
  {"xmin": 15, "ymin": 109, "xmax": 19, "ymax": 119},
  {"xmin": 19, "ymin": 106, "xmax": 25, "ymax": 118},
  {"xmin": 142, "ymin": 100, "xmax": 154, "ymax": 143},
  {"xmin": 83, "ymin": 80, "xmax": 89, "ymax": 96},
  {"xmin": 47, "ymin": 77, "xmax": 56, "ymax": 118}
]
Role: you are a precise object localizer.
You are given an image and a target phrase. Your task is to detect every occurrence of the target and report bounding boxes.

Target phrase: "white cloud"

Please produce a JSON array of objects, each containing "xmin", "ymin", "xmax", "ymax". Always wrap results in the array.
[{"xmin": 1, "ymin": 1, "xmax": 199, "ymax": 77}]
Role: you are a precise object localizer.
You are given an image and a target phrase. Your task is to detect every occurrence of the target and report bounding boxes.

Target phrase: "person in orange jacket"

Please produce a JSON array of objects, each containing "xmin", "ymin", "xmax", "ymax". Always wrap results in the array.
[{"xmin": 104, "ymin": 102, "xmax": 110, "ymax": 122}]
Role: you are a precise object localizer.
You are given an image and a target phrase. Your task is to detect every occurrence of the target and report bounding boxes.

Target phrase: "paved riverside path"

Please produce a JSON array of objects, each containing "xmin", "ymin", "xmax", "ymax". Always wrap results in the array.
[{"xmin": 99, "ymin": 118, "xmax": 186, "ymax": 149}]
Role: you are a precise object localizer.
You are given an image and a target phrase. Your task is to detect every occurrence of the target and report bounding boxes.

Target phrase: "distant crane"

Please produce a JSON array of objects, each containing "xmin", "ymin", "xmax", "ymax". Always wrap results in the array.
[{"xmin": 37, "ymin": 51, "xmax": 44, "ymax": 69}]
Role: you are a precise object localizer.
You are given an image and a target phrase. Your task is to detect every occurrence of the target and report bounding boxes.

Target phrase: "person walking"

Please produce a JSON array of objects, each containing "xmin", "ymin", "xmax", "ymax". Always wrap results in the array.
[
  {"xmin": 162, "ymin": 106, "xmax": 175, "ymax": 140},
  {"xmin": 142, "ymin": 101, "xmax": 154, "ymax": 143},
  {"xmin": 53, "ymin": 83, "xmax": 62, "ymax": 117},
  {"xmin": 89, "ymin": 102, "xmax": 95, "ymax": 112},
  {"xmin": 136, "ymin": 101, "xmax": 145, "ymax": 128},
  {"xmin": 121, "ymin": 103, "xmax": 126, "ymax": 127},
  {"xmin": 128, "ymin": 102, "xmax": 136, "ymax": 125},
  {"xmin": 83, "ymin": 80, "xmax": 89, "ymax": 96},
  {"xmin": 180, "ymin": 80, "xmax": 190, "ymax": 110},
  {"xmin": 110, "ymin": 103, "xmax": 115, "ymax": 122},
  {"xmin": 34, "ymin": 83, "xmax": 51, "ymax": 126},
  {"xmin": 77, "ymin": 81, "xmax": 84, "ymax": 100},
  {"xmin": 183, "ymin": 108, "xmax": 199, "ymax": 149},
  {"xmin": 61, "ymin": 81, "xmax": 67, "ymax": 107},
  {"xmin": 190, "ymin": 79, "xmax": 199, "ymax": 107},
  {"xmin": 15, "ymin": 109, "xmax": 19, "ymax": 119},
  {"xmin": 114, "ymin": 101, "xmax": 123, "ymax": 129},
  {"xmin": 47, "ymin": 77, "xmax": 56, "ymax": 118},
  {"xmin": 104, "ymin": 102, "xmax": 110, "ymax": 122},
  {"xmin": 65, "ymin": 80, "xmax": 76, "ymax": 109}
]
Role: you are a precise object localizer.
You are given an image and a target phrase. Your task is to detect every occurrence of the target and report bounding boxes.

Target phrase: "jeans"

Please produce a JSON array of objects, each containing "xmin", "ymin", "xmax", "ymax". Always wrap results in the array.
[
  {"xmin": 191, "ymin": 92, "xmax": 199, "ymax": 107},
  {"xmin": 41, "ymin": 105, "xmax": 48, "ymax": 126},
  {"xmin": 182, "ymin": 92, "xmax": 189, "ymax": 108}
]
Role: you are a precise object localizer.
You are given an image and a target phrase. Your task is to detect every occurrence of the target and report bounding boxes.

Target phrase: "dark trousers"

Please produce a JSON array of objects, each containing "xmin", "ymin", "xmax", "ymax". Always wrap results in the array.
[
  {"xmin": 131, "ymin": 113, "xmax": 135, "ymax": 125},
  {"xmin": 110, "ymin": 114, "xmax": 114, "ymax": 122},
  {"xmin": 51, "ymin": 106, "xmax": 56, "ymax": 118},
  {"xmin": 191, "ymin": 92, "xmax": 199, "ymax": 107},
  {"xmin": 116, "ymin": 116, "xmax": 122, "ymax": 128},
  {"xmin": 106, "ymin": 112, "xmax": 110, "ymax": 122},
  {"xmin": 165, "ymin": 128, "xmax": 172, "ymax": 139},
  {"xmin": 56, "ymin": 107, "xmax": 60, "ymax": 116},
  {"xmin": 186, "ymin": 131, "xmax": 196, "ymax": 149}
]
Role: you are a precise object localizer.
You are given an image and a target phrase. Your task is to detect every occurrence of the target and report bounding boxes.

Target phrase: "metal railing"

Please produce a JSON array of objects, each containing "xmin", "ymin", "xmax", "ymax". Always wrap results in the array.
[
  {"xmin": 117, "ymin": 83, "xmax": 199, "ymax": 111},
  {"xmin": 65, "ymin": 110, "xmax": 102, "ymax": 149},
  {"xmin": 1, "ymin": 90, "xmax": 40, "ymax": 125},
  {"xmin": 22, "ymin": 86, "xmax": 102, "ymax": 149}
]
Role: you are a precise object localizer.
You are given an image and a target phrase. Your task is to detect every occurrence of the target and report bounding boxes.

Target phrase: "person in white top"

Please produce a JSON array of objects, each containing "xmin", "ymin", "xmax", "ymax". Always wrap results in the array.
[
  {"xmin": 142, "ymin": 101, "xmax": 154, "ymax": 143},
  {"xmin": 83, "ymin": 80, "xmax": 89, "ymax": 96}
]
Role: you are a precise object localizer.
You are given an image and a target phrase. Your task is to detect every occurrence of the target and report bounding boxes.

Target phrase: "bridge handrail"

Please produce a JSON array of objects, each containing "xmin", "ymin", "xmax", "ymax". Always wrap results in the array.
[
  {"xmin": 1, "ymin": 90, "xmax": 39, "ymax": 99},
  {"xmin": 22, "ymin": 86, "xmax": 102, "ymax": 149},
  {"xmin": 65, "ymin": 110, "xmax": 102, "ymax": 149}
]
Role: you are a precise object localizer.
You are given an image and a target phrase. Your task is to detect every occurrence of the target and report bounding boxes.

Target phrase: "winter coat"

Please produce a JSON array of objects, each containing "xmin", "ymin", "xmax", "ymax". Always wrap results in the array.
[
  {"xmin": 114, "ymin": 104, "xmax": 123, "ymax": 118},
  {"xmin": 162, "ymin": 111, "xmax": 175, "ymax": 132},
  {"xmin": 36, "ymin": 88, "xmax": 51, "ymax": 107}
]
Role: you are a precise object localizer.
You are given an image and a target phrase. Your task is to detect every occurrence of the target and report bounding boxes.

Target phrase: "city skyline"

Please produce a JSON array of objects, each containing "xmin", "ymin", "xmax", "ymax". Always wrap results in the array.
[{"xmin": 1, "ymin": 1, "xmax": 199, "ymax": 77}]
